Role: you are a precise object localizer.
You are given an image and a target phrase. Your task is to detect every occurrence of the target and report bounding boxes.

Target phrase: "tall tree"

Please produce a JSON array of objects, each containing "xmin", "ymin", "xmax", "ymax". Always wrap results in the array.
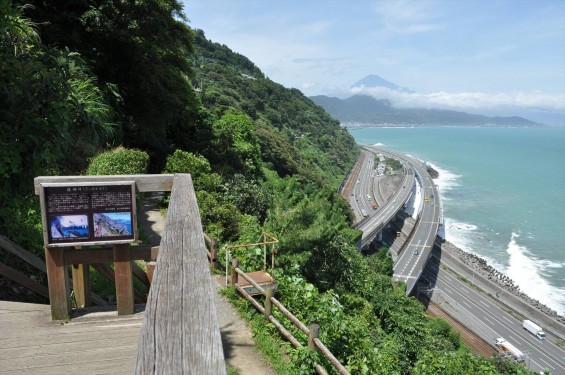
[
  {"xmin": 1, "ymin": 1, "xmax": 115, "ymax": 209},
  {"xmin": 20, "ymin": 0, "xmax": 208, "ymax": 160}
]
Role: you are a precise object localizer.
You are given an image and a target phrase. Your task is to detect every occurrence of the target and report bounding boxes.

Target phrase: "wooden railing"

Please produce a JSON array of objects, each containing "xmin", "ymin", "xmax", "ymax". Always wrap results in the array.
[
  {"xmin": 135, "ymin": 174, "xmax": 226, "ymax": 374},
  {"xmin": 230, "ymin": 259, "xmax": 350, "ymax": 375},
  {"xmin": 0, "ymin": 235, "xmax": 112, "ymax": 306}
]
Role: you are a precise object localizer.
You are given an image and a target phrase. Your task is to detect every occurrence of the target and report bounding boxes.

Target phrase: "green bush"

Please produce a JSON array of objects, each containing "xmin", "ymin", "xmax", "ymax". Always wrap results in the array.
[
  {"xmin": 86, "ymin": 147, "xmax": 149, "ymax": 175},
  {"xmin": 163, "ymin": 149, "xmax": 211, "ymax": 176}
]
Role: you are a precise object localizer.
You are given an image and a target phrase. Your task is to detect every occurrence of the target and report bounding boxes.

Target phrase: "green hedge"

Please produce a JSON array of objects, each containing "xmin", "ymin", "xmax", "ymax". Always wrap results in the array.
[{"xmin": 86, "ymin": 147, "xmax": 149, "ymax": 175}]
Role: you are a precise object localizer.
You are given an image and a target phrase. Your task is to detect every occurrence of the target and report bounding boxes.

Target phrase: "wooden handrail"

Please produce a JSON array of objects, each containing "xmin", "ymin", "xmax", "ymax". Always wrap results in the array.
[
  {"xmin": 135, "ymin": 174, "xmax": 226, "ymax": 374},
  {"xmin": 231, "ymin": 263, "xmax": 349, "ymax": 375}
]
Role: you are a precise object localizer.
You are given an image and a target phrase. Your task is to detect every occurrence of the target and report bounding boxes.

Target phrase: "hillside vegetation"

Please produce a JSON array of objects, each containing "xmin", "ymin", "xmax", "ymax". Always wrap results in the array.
[{"xmin": 1, "ymin": 1, "xmax": 533, "ymax": 374}]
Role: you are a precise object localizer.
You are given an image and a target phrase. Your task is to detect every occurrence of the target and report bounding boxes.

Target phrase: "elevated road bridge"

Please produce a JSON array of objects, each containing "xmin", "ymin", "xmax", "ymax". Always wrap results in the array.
[{"xmin": 346, "ymin": 146, "xmax": 441, "ymax": 295}]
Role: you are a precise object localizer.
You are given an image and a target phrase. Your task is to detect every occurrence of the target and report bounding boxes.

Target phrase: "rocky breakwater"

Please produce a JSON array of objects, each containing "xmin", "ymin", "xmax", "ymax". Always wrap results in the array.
[{"xmin": 439, "ymin": 241, "xmax": 565, "ymax": 325}]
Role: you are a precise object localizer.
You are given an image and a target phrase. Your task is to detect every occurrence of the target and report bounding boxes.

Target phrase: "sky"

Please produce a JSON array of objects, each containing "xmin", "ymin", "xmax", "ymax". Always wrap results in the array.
[{"xmin": 182, "ymin": 0, "xmax": 565, "ymax": 124}]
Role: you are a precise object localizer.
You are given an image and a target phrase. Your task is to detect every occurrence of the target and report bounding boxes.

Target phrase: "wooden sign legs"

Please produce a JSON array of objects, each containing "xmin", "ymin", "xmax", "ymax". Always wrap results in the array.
[
  {"xmin": 113, "ymin": 244, "xmax": 134, "ymax": 315},
  {"xmin": 44, "ymin": 244, "xmax": 135, "ymax": 320},
  {"xmin": 45, "ymin": 246, "xmax": 71, "ymax": 320}
]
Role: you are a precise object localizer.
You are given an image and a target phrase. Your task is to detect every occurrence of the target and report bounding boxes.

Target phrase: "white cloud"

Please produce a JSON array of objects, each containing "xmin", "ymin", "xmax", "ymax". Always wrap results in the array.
[
  {"xmin": 350, "ymin": 86, "xmax": 565, "ymax": 113},
  {"xmin": 373, "ymin": 0, "xmax": 444, "ymax": 34}
]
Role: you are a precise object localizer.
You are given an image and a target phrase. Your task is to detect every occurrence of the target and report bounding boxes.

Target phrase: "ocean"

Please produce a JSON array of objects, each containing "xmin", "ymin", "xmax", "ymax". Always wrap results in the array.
[{"xmin": 350, "ymin": 126, "xmax": 565, "ymax": 316}]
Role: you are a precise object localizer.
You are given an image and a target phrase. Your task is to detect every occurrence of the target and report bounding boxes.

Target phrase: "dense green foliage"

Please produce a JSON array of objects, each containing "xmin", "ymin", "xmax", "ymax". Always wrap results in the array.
[
  {"xmin": 0, "ymin": 0, "xmax": 115, "ymax": 215},
  {"xmin": 0, "ymin": 2, "xmax": 534, "ymax": 374},
  {"xmin": 192, "ymin": 30, "xmax": 358, "ymax": 188},
  {"xmin": 86, "ymin": 147, "xmax": 149, "ymax": 175}
]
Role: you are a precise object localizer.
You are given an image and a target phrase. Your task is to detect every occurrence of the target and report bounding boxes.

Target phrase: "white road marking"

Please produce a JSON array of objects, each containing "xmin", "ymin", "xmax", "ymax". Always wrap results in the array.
[
  {"xmin": 501, "ymin": 315, "xmax": 514, "ymax": 324},
  {"xmin": 482, "ymin": 315, "xmax": 495, "ymax": 326},
  {"xmin": 460, "ymin": 300, "xmax": 472, "ymax": 308}
]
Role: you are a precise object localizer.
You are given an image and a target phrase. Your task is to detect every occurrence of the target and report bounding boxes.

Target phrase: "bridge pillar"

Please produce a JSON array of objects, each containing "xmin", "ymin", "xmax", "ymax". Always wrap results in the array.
[{"xmin": 377, "ymin": 231, "xmax": 382, "ymax": 242}]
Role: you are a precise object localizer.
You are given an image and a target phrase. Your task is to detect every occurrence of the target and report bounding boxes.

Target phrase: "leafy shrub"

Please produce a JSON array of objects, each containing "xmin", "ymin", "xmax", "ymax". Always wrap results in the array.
[
  {"xmin": 86, "ymin": 147, "xmax": 148, "ymax": 175},
  {"xmin": 163, "ymin": 149, "xmax": 221, "ymax": 192},
  {"xmin": 163, "ymin": 149, "xmax": 211, "ymax": 176}
]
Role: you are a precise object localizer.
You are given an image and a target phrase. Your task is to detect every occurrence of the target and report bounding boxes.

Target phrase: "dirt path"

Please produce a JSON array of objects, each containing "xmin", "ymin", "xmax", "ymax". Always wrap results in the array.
[{"xmin": 139, "ymin": 193, "xmax": 276, "ymax": 374}]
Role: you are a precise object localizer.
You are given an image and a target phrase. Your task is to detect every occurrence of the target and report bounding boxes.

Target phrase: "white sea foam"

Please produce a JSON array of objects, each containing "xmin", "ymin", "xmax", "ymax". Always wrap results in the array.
[
  {"xmin": 505, "ymin": 232, "xmax": 565, "ymax": 316},
  {"xmin": 444, "ymin": 217, "xmax": 476, "ymax": 253},
  {"xmin": 373, "ymin": 142, "xmax": 385, "ymax": 146},
  {"xmin": 444, "ymin": 217, "xmax": 506, "ymax": 270},
  {"xmin": 427, "ymin": 162, "xmax": 461, "ymax": 199}
]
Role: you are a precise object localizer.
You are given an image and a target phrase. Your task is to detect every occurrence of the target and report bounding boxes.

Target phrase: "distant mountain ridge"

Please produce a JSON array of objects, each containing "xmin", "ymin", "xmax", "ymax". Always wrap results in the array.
[
  {"xmin": 310, "ymin": 94, "xmax": 538, "ymax": 127},
  {"xmin": 315, "ymin": 74, "xmax": 539, "ymax": 126},
  {"xmin": 351, "ymin": 74, "xmax": 412, "ymax": 93}
]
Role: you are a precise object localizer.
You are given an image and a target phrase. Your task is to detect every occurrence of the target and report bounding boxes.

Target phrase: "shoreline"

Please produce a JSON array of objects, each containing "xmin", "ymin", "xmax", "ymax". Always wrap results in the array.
[
  {"xmin": 424, "ymin": 163, "xmax": 565, "ymax": 326},
  {"xmin": 437, "ymin": 239, "xmax": 565, "ymax": 325},
  {"xmin": 361, "ymin": 151, "xmax": 564, "ymax": 330}
]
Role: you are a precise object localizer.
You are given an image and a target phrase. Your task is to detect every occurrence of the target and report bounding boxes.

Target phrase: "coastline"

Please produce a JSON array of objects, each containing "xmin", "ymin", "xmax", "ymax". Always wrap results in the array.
[
  {"xmin": 423, "ymin": 165, "xmax": 565, "ymax": 331},
  {"xmin": 358, "ymin": 151, "xmax": 565, "ymax": 334},
  {"xmin": 432, "ymin": 241, "xmax": 565, "ymax": 339},
  {"xmin": 437, "ymin": 239, "xmax": 565, "ymax": 325}
]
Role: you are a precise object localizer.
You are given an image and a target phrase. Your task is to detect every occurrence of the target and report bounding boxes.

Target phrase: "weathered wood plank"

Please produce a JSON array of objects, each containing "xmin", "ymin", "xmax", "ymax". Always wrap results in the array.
[
  {"xmin": 44, "ymin": 247, "xmax": 71, "ymax": 320},
  {"xmin": 71, "ymin": 263, "xmax": 91, "ymax": 308},
  {"xmin": 113, "ymin": 244, "xmax": 134, "ymax": 315},
  {"xmin": 131, "ymin": 261, "xmax": 150, "ymax": 288},
  {"xmin": 63, "ymin": 245, "xmax": 158, "ymax": 264},
  {"xmin": 135, "ymin": 174, "xmax": 226, "ymax": 374},
  {"xmin": 91, "ymin": 263, "xmax": 145, "ymax": 304},
  {"xmin": 34, "ymin": 174, "xmax": 174, "ymax": 195},
  {"xmin": 0, "ymin": 235, "xmax": 47, "ymax": 272},
  {"xmin": 0, "ymin": 261, "xmax": 49, "ymax": 299}
]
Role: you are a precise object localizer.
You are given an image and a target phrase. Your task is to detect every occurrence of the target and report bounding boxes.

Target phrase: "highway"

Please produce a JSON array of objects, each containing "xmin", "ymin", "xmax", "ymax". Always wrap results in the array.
[
  {"xmin": 364, "ymin": 146, "xmax": 441, "ymax": 294},
  {"xmin": 352, "ymin": 149, "xmax": 415, "ymax": 249},
  {"xmin": 420, "ymin": 260, "xmax": 565, "ymax": 373},
  {"xmin": 346, "ymin": 145, "xmax": 565, "ymax": 373}
]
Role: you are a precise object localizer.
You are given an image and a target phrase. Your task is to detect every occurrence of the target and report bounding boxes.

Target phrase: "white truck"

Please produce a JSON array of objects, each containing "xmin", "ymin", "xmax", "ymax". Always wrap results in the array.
[
  {"xmin": 523, "ymin": 319, "xmax": 546, "ymax": 340},
  {"xmin": 495, "ymin": 338, "xmax": 526, "ymax": 362}
]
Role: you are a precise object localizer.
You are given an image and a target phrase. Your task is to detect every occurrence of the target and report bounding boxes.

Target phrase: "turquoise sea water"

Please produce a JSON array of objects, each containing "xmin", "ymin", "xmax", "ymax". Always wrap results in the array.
[{"xmin": 351, "ymin": 127, "xmax": 565, "ymax": 315}]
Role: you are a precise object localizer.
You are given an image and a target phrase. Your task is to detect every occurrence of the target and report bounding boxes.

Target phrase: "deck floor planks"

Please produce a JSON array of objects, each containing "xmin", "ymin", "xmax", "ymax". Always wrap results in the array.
[{"xmin": 0, "ymin": 300, "xmax": 143, "ymax": 374}]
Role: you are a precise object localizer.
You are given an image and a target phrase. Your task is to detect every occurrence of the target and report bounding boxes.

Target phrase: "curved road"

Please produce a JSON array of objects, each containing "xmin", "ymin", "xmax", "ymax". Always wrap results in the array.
[
  {"xmin": 350, "ymin": 145, "xmax": 564, "ymax": 373},
  {"xmin": 363, "ymin": 146, "xmax": 441, "ymax": 294}
]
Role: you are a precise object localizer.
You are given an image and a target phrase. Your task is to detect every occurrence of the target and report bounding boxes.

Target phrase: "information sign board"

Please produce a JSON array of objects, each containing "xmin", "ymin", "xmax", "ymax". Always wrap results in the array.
[{"xmin": 39, "ymin": 181, "xmax": 137, "ymax": 247}]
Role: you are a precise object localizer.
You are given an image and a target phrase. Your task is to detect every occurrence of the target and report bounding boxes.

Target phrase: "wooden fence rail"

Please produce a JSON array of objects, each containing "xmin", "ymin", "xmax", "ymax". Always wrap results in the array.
[
  {"xmin": 0, "ymin": 235, "xmax": 109, "ymax": 306},
  {"xmin": 231, "ymin": 261, "xmax": 350, "ymax": 375},
  {"xmin": 135, "ymin": 174, "xmax": 226, "ymax": 374}
]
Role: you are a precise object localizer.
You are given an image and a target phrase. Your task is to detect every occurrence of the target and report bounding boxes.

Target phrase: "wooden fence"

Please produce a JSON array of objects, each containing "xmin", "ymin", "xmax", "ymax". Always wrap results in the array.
[
  {"xmin": 230, "ymin": 258, "xmax": 350, "ymax": 375},
  {"xmin": 0, "ymin": 235, "xmax": 111, "ymax": 307},
  {"xmin": 135, "ymin": 174, "xmax": 226, "ymax": 374}
]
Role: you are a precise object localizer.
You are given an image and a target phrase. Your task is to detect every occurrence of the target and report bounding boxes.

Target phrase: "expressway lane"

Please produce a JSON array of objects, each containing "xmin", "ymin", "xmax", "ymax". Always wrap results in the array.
[
  {"xmin": 371, "ymin": 148, "xmax": 441, "ymax": 294},
  {"xmin": 355, "ymin": 147, "xmax": 415, "ymax": 248},
  {"xmin": 421, "ymin": 261, "xmax": 565, "ymax": 373},
  {"xmin": 350, "ymin": 150, "xmax": 375, "ymax": 220},
  {"xmin": 347, "ymin": 145, "xmax": 564, "ymax": 373},
  {"xmin": 352, "ymin": 146, "xmax": 436, "ymax": 293}
]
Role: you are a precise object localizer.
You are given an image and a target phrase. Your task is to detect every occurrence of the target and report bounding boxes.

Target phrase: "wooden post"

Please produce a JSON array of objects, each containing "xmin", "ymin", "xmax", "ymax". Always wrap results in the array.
[
  {"xmin": 113, "ymin": 243, "xmax": 134, "ymax": 315},
  {"xmin": 71, "ymin": 263, "xmax": 91, "ymax": 308},
  {"xmin": 146, "ymin": 261, "xmax": 156, "ymax": 284},
  {"xmin": 308, "ymin": 323, "xmax": 320, "ymax": 352},
  {"xmin": 231, "ymin": 258, "xmax": 239, "ymax": 285},
  {"xmin": 210, "ymin": 238, "xmax": 218, "ymax": 268},
  {"xmin": 264, "ymin": 287, "xmax": 273, "ymax": 317},
  {"xmin": 263, "ymin": 242, "xmax": 267, "ymax": 271},
  {"xmin": 45, "ymin": 246, "xmax": 71, "ymax": 320}
]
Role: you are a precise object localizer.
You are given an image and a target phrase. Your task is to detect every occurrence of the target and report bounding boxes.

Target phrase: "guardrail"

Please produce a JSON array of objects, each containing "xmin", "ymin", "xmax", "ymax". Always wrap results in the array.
[
  {"xmin": 230, "ymin": 258, "xmax": 350, "ymax": 375},
  {"xmin": 135, "ymin": 174, "xmax": 226, "ymax": 374}
]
